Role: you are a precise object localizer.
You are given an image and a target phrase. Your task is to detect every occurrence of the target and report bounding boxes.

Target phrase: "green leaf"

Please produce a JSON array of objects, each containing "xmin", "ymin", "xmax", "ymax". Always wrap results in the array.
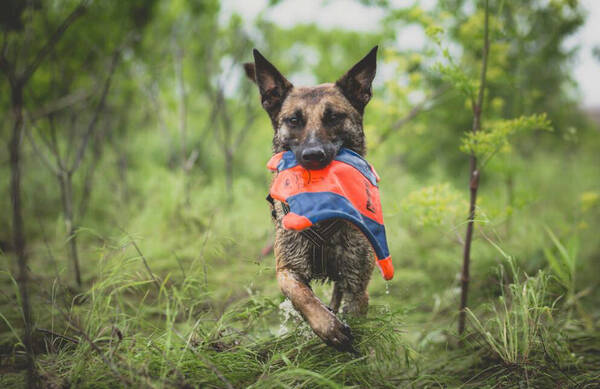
[{"xmin": 461, "ymin": 114, "xmax": 553, "ymax": 162}]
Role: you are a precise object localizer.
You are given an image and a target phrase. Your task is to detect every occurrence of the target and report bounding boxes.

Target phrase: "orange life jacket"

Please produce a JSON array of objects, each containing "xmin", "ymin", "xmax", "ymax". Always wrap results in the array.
[{"xmin": 267, "ymin": 148, "xmax": 394, "ymax": 280}]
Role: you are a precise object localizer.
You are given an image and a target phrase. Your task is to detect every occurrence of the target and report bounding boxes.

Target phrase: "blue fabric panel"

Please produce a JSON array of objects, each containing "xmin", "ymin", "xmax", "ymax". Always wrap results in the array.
[
  {"xmin": 277, "ymin": 151, "xmax": 299, "ymax": 171},
  {"xmin": 286, "ymin": 191, "xmax": 389, "ymax": 259},
  {"xmin": 362, "ymin": 215, "xmax": 390, "ymax": 258},
  {"xmin": 333, "ymin": 148, "xmax": 378, "ymax": 186}
]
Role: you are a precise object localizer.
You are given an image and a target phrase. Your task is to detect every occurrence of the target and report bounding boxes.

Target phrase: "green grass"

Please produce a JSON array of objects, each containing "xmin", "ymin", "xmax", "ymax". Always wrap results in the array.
[
  {"xmin": 1, "ymin": 130, "xmax": 600, "ymax": 388},
  {"xmin": 1, "ymin": 223, "xmax": 598, "ymax": 388}
]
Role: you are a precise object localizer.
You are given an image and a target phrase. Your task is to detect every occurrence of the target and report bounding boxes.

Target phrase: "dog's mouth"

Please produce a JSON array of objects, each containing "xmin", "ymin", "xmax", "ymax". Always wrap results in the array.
[
  {"xmin": 293, "ymin": 140, "xmax": 341, "ymax": 170},
  {"xmin": 300, "ymin": 159, "xmax": 331, "ymax": 170}
]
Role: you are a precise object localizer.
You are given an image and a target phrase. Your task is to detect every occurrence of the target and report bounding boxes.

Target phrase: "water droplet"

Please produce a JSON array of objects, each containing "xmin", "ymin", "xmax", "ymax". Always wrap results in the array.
[
  {"xmin": 385, "ymin": 281, "xmax": 390, "ymax": 295},
  {"xmin": 278, "ymin": 299, "xmax": 314, "ymax": 339}
]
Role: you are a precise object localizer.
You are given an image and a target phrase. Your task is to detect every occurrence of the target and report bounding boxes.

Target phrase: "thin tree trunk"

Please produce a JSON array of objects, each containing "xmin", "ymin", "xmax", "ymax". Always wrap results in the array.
[
  {"xmin": 9, "ymin": 85, "xmax": 38, "ymax": 387},
  {"xmin": 218, "ymin": 91, "xmax": 234, "ymax": 204},
  {"xmin": 174, "ymin": 46, "xmax": 187, "ymax": 166},
  {"xmin": 117, "ymin": 146, "xmax": 129, "ymax": 204},
  {"xmin": 505, "ymin": 172, "xmax": 514, "ymax": 238},
  {"xmin": 58, "ymin": 171, "xmax": 82, "ymax": 286},
  {"xmin": 79, "ymin": 127, "xmax": 105, "ymax": 219},
  {"xmin": 458, "ymin": 0, "xmax": 490, "ymax": 337},
  {"xmin": 458, "ymin": 162, "xmax": 479, "ymax": 336},
  {"xmin": 224, "ymin": 148, "xmax": 233, "ymax": 204},
  {"xmin": 1, "ymin": 6, "xmax": 86, "ymax": 385}
]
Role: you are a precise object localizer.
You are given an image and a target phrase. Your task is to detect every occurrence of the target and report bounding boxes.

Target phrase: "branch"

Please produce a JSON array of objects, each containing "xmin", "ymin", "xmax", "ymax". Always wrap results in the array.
[
  {"xmin": 378, "ymin": 86, "xmax": 449, "ymax": 143},
  {"xmin": 0, "ymin": 31, "xmax": 16, "ymax": 86},
  {"xmin": 47, "ymin": 115, "xmax": 67, "ymax": 172},
  {"xmin": 119, "ymin": 228, "xmax": 161, "ymax": 292},
  {"xmin": 60, "ymin": 311, "xmax": 133, "ymax": 386},
  {"xmin": 212, "ymin": 88, "xmax": 227, "ymax": 145},
  {"xmin": 182, "ymin": 149, "xmax": 199, "ymax": 173},
  {"xmin": 29, "ymin": 89, "xmax": 93, "ymax": 121},
  {"xmin": 23, "ymin": 113, "xmax": 60, "ymax": 176},
  {"xmin": 36, "ymin": 327, "xmax": 79, "ymax": 344},
  {"xmin": 78, "ymin": 120, "xmax": 107, "ymax": 219},
  {"xmin": 131, "ymin": 239, "xmax": 161, "ymax": 292},
  {"xmin": 21, "ymin": 1, "xmax": 87, "ymax": 84},
  {"xmin": 69, "ymin": 48, "xmax": 120, "ymax": 174}
]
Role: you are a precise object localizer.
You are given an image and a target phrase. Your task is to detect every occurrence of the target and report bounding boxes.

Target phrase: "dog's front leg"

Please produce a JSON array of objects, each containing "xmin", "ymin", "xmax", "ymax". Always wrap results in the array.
[{"xmin": 276, "ymin": 268, "xmax": 353, "ymax": 351}]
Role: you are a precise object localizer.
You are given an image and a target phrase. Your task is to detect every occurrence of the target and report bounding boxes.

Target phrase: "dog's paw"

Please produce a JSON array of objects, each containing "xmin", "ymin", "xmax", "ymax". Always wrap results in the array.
[{"xmin": 312, "ymin": 309, "xmax": 355, "ymax": 353}]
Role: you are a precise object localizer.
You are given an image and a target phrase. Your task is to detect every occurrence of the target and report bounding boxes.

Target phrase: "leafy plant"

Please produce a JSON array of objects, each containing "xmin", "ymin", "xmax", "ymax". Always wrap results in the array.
[
  {"xmin": 401, "ymin": 183, "xmax": 465, "ymax": 228},
  {"xmin": 460, "ymin": 114, "xmax": 552, "ymax": 167}
]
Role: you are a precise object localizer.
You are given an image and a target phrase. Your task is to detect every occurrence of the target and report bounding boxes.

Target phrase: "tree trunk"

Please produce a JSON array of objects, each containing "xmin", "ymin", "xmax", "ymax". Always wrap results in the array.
[
  {"xmin": 458, "ymin": 0, "xmax": 489, "ymax": 338},
  {"xmin": 9, "ymin": 85, "xmax": 38, "ymax": 387},
  {"xmin": 58, "ymin": 171, "xmax": 82, "ymax": 286},
  {"xmin": 224, "ymin": 148, "xmax": 234, "ymax": 204},
  {"xmin": 458, "ymin": 165, "xmax": 479, "ymax": 336},
  {"xmin": 175, "ymin": 46, "xmax": 187, "ymax": 167},
  {"xmin": 79, "ymin": 128, "xmax": 105, "ymax": 219}
]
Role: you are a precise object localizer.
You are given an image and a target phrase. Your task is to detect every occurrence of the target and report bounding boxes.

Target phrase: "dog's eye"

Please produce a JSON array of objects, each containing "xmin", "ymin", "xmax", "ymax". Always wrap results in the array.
[
  {"xmin": 286, "ymin": 116, "xmax": 300, "ymax": 127},
  {"xmin": 324, "ymin": 111, "xmax": 344, "ymax": 125}
]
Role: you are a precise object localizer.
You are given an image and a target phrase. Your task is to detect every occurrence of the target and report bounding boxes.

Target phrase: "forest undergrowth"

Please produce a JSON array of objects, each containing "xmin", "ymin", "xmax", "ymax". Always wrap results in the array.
[
  {"xmin": 1, "ymin": 163, "xmax": 599, "ymax": 388},
  {"xmin": 2, "ymin": 1, "xmax": 600, "ymax": 387}
]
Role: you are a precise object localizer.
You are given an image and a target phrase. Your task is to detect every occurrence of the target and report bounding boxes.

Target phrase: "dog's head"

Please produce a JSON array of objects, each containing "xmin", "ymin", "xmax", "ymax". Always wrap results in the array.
[{"xmin": 244, "ymin": 47, "xmax": 377, "ymax": 170}]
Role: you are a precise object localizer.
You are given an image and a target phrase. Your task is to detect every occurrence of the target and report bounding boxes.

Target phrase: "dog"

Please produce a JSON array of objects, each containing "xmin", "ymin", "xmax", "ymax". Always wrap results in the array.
[{"xmin": 244, "ymin": 46, "xmax": 378, "ymax": 352}]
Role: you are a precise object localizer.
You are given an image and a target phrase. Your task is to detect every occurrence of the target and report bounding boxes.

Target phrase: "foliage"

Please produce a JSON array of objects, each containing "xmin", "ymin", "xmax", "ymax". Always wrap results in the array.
[
  {"xmin": 1, "ymin": 0, "xmax": 600, "ymax": 387},
  {"xmin": 460, "ymin": 113, "xmax": 553, "ymax": 164},
  {"xmin": 401, "ymin": 183, "xmax": 465, "ymax": 228}
]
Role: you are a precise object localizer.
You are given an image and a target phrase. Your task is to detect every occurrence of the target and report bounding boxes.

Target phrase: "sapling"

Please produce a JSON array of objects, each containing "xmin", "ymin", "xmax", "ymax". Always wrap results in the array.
[
  {"xmin": 428, "ymin": 0, "xmax": 552, "ymax": 337},
  {"xmin": 25, "ymin": 49, "xmax": 121, "ymax": 287},
  {"xmin": 0, "ymin": 3, "xmax": 86, "ymax": 384}
]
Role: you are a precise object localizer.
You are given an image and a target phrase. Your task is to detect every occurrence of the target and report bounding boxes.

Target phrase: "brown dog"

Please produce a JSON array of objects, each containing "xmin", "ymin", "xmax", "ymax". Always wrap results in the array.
[{"xmin": 244, "ymin": 47, "xmax": 378, "ymax": 352}]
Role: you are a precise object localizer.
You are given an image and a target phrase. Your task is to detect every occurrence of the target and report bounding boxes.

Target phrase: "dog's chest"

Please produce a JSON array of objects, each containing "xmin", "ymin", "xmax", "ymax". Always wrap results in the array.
[{"xmin": 271, "ymin": 200, "xmax": 372, "ymax": 282}]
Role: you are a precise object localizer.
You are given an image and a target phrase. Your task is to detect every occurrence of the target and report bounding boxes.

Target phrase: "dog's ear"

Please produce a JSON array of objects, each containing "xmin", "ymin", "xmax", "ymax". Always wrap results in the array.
[
  {"xmin": 252, "ymin": 49, "xmax": 293, "ymax": 118},
  {"xmin": 243, "ymin": 62, "xmax": 256, "ymax": 84},
  {"xmin": 336, "ymin": 46, "xmax": 378, "ymax": 115}
]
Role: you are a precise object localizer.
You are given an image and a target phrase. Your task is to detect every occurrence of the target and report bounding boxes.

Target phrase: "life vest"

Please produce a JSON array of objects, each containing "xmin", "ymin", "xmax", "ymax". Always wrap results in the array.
[{"xmin": 267, "ymin": 148, "xmax": 394, "ymax": 281}]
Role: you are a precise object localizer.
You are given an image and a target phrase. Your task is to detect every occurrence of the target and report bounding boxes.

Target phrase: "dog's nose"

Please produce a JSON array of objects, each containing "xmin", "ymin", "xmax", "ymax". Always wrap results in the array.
[{"xmin": 301, "ymin": 147, "xmax": 326, "ymax": 164}]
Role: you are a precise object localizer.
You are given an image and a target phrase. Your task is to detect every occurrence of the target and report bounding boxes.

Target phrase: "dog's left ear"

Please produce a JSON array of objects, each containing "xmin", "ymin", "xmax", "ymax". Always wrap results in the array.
[{"xmin": 336, "ymin": 46, "xmax": 378, "ymax": 115}]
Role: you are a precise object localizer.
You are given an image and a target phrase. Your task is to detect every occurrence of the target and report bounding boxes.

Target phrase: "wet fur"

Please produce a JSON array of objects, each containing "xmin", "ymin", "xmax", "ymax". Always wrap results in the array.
[{"xmin": 245, "ymin": 47, "xmax": 378, "ymax": 351}]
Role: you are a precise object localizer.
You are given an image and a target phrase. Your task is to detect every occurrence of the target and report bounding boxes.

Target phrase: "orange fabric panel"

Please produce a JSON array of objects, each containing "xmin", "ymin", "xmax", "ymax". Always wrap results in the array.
[{"xmin": 268, "ymin": 161, "xmax": 384, "ymax": 224}]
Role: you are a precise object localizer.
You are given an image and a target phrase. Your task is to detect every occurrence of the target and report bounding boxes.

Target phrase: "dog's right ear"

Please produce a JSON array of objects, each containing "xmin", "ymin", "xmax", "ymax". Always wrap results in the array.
[
  {"xmin": 336, "ymin": 46, "xmax": 378, "ymax": 115},
  {"xmin": 249, "ymin": 49, "xmax": 293, "ymax": 119}
]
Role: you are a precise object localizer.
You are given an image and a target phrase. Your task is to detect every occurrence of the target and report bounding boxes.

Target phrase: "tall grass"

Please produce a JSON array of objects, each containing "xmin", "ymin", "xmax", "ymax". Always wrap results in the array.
[
  {"xmin": 5, "ymin": 233, "xmax": 413, "ymax": 388},
  {"xmin": 543, "ymin": 227, "xmax": 594, "ymax": 329},
  {"xmin": 466, "ymin": 256, "xmax": 559, "ymax": 365}
]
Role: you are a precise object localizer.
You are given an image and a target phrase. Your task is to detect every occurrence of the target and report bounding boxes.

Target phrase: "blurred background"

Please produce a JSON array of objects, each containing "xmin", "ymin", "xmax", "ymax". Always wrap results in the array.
[{"xmin": 1, "ymin": 0, "xmax": 599, "ymax": 387}]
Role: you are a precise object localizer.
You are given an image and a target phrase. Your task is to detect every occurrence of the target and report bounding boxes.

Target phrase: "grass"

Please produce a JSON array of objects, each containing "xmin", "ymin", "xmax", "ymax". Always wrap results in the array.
[
  {"xmin": 1, "ymin": 133, "xmax": 599, "ymax": 387},
  {"xmin": 1, "ymin": 257, "xmax": 412, "ymax": 387},
  {"xmin": 1, "ymin": 224, "xmax": 598, "ymax": 388}
]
